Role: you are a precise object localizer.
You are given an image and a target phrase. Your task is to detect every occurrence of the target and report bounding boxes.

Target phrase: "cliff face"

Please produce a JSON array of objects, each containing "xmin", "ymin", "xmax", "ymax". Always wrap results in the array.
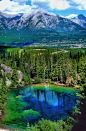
[{"xmin": 1, "ymin": 64, "xmax": 23, "ymax": 86}]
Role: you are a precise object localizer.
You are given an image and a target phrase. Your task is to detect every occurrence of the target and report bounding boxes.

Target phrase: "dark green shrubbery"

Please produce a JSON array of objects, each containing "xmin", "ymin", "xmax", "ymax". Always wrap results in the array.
[
  {"xmin": 26, "ymin": 117, "xmax": 76, "ymax": 131},
  {"xmin": 33, "ymin": 77, "xmax": 45, "ymax": 84}
]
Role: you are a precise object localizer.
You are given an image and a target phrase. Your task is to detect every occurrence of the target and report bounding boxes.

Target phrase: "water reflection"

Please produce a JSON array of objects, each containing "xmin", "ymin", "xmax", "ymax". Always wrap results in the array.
[
  {"xmin": 18, "ymin": 86, "xmax": 78, "ymax": 121},
  {"xmin": 5, "ymin": 86, "xmax": 79, "ymax": 126}
]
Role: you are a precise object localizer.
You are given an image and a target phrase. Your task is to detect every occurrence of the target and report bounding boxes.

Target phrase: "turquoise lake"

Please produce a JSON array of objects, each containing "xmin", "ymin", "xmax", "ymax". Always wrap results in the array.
[{"xmin": 3, "ymin": 86, "xmax": 79, "ymax": 128}]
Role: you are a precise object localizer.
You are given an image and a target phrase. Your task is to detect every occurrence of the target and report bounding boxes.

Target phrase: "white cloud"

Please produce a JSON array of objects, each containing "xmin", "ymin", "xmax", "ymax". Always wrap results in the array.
[
  {"xmin": 0, "ymin": 0, "xmax": 86, "ymax": 14},
  {"xmin": 0, "ymin": 0, "xmax": 70, "ymax": 14},
  {"xmin": 32, "ymin": 0, "xmax": 86, "ymax": 10},
  {"xmin": 32, "ymin": 0, "xmax": 70, "ymax": 10},
  {"xmin": 65, "ymin": 14, "xmax": 78, "ymax": 19},
  {"xmin": 14, "ymin": 0, "xmax": 28, "ymax": 2},
  {"xmin": 49, "ymin": 0, "xmax": 70, "ymax": 10},
  {"xmin": 0, "ymin": 0, "xmax": 35, "ymax": 14},
  {"xmin": 69, "ymin": 0, "xmax": 86, "ymax": 10},
  {"xmin": 0, "ymin": 0, "xmax": 17, "ymax": 11}
]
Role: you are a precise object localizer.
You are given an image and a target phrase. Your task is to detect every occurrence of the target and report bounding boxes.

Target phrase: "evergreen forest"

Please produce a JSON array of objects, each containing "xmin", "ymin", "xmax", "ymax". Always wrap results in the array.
[{"xmin": 0, "ymin": 47, "xmax": 86, "ymax": 131}]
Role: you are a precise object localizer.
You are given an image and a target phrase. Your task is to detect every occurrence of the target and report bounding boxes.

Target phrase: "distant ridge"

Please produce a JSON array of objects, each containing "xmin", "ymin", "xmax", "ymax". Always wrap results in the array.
[
  {"xmin": 71, "ymin": 14, "xmax": 86, "ymax": 28},
  {"xmin": 0, "ymin": 10, "xmax": 85, "ymax": 47},
  {"xmin": 0, "ymin": 10, "xmax": 84, "ymax": 31}
]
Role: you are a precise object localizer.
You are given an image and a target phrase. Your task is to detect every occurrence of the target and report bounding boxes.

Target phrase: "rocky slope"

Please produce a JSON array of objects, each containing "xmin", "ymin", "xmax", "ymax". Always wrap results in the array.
[
  {"xmin": 0, "ymin": 10, "xmax": 84, "ymax": 32},
  {"xmin": 71, "ymin": 14, "xmax": 86, "ymax": 28},
  {"xmin": 1, "ymin": 64, "xmax": 23, "ymax": 87},
  {"xmin": 17, "ymin": 10, "xmax": 83, "ymax": 32}
]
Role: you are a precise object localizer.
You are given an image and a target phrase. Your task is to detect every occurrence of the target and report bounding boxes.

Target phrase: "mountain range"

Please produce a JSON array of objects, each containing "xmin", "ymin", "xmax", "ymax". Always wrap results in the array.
[
  {"xmin": 71, "ymin": 14, "xmax": 86, "ymax": 28},
  {"xmin": 0, "ymin": 10, "xmax": 86, "ymax": 47},
  {"xmin": 0, "ymin": 10, "xmax": 85, "ymax": 31}
]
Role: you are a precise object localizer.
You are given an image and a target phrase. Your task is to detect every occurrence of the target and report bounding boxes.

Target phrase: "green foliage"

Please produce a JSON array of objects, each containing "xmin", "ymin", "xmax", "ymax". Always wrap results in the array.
[
  {"xmin": 79, "ymin": 86, "xmax": 84, "ymax": 91},
  {"xmin": 73, "ymin": 106, "xmax": 81, "ymax": 115},
  {"xmin": 26, "ymin": 118, "xmax": 75, "ymax": 131},
  {"xmin": 3, "ymin": 95, "xmax": 28, "ymax": 125},
  {"xmin": 1, "ymin": 47, "xmax": 86, "ymax": 86},
  {"xmin": 76, "ymin": 93, "xmax": 86, "ymax": 99},
  {"xmin": 3, "ymin": 111, "xmax": 22, "ymax": 124},
  {"xmin": 27, "ymin": 123, "xmax": 31, "ymax": 131},
  {"xmin": 32, "ymin": 119, "xmax": 57, "ymax": 131},
  {"xmin": 48, "ymin": 79, "xmax": 54, "ymax": 84},
  {"xmin": 22, "ymin": 75, "xmax": 32, "ymax": 85},
  {"xmin": 33, "ymin": 77, "xmax": 45, "ymax": 84},
  {"xmin": 11, "ymin": 69, "xmax": 18, "ymax": 83},
  {"xmin": 56, "ymin": 119, "xmax": 72, "ymax": 131},
  {"xmin": 22, "ymin": 109, "xmax": 41, "ymax": 117},
  {"xmin": 67, "ymin": 117, "xmax": 77, "ymax": 124},
  {"xmin": 0, "ymin": 102, "xmax": 2, "ymax": 109},
  {"xmin": 6, "ymin": 73, "xmax": 11, "ymax": 80}
]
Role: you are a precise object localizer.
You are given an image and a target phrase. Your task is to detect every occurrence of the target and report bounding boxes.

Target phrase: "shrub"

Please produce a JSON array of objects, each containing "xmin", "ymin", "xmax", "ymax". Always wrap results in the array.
[{"xmin": 33, "ymin": 78, "xmax": 44, "ymax": 84}]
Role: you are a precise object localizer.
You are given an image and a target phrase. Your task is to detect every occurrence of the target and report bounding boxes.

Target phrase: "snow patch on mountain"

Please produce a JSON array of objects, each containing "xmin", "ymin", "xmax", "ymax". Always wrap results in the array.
[{"xmin": 71, "ymin": 14, "xmax": 86, "ymax": 28}]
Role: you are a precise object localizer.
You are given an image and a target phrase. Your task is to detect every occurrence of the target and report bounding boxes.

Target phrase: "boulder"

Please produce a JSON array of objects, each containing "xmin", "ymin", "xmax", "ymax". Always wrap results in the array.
[{"xmin": 1, "ymin": 64, "xmax": 12, "ymax": 75}]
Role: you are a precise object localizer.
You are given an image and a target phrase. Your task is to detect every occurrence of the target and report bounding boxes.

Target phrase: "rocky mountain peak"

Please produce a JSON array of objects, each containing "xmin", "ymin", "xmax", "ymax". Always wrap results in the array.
[
  {"xmin": 77, "ymin": 14, "xmax": 86, "ymax": 20},
  {"xmin": 71, "ymin": 14, "xmax": 86, "ymax": 28}
]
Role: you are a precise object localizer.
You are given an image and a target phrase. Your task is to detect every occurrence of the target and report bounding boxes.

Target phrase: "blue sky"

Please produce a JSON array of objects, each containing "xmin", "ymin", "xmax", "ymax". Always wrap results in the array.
[{"xmin": 0, "ymin": 0, "xmax": 86, "ymax": 18}]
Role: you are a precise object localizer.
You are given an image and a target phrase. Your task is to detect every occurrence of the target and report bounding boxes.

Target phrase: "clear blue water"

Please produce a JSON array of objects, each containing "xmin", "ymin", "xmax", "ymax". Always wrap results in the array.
[{"xmin": 4, "ymin": 86, "xmax": 79, "ymax": 127}]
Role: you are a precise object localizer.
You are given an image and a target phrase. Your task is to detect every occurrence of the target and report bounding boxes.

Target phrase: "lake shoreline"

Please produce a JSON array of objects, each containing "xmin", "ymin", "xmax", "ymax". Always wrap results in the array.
[
  {"xmin": 0, "ymin": 83, "xmax": 79, "ymax": 131},
  {"xmin": 19, "ymin": 82, "xmax": 79, "ymax": 90}
]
